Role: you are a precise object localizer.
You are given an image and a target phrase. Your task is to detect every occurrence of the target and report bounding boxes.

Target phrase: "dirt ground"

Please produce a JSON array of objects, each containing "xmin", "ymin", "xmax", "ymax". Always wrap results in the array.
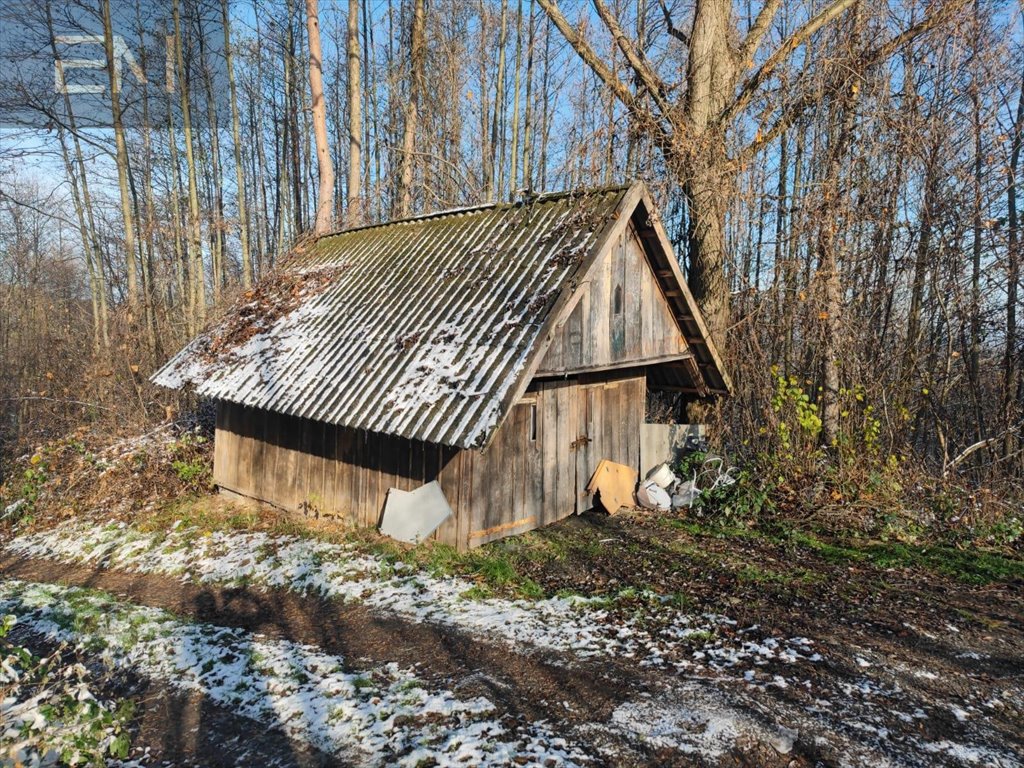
[
  {"xmin": 8, "ymin": 628, "xmax": 338, "ymax": 768},
  {"xmin": 1, "ymin": 507, "xmax": 1021, "ymax": 767}
]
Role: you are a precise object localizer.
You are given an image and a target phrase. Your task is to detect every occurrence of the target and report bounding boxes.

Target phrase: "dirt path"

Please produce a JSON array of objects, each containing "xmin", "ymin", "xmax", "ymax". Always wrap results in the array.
[
  {"xmin": 0, "ymin": 552, "xmax": 840, "ymax": 767},
  {"xmin": 3, "ymin": 541, "xmax": 1022, "ymax": 767},
  {"xmin": 0, "ymin": 553, "xmax": 626, "ymax": 724}
]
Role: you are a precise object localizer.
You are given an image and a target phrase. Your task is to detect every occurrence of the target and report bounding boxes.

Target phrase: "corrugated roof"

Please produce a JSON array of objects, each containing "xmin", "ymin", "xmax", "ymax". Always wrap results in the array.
[{"xmin": 153, "ymin": 186, "xmax": 633, "ymax": 449}]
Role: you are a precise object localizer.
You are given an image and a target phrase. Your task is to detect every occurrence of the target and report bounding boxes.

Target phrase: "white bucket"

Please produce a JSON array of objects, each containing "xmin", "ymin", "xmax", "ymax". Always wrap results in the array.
[{"xmin": 646, "ymin": 462, "xmax": 676, "ymax": 489}]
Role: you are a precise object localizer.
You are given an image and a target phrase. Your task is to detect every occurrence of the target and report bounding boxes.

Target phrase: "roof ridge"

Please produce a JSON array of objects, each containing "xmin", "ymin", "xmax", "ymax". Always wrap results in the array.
[{"xmin": 320, "ymin": 182, "xmax": 634, "ymax": 239}]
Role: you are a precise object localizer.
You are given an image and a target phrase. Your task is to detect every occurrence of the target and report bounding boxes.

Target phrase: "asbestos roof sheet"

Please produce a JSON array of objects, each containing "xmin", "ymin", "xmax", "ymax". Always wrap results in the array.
[{"xmin": 152, "ymin": 186, "xmax": 631, "ymax": 449}]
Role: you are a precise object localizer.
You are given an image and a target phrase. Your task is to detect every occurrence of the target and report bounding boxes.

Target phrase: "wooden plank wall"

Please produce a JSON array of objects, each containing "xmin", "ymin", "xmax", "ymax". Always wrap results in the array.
[
  {"xmin": 461, "ymin": 374, "xmax": 644, "ymax": 544},
  {"xmin": 464, "ymin": 401, "xmax": 541, "ymax": 547},
  {"xmin": 213, "ymin": 373, "xmax": 645, "ymax": 549},
  {"xmin": 538, "ymin": 224, "xmax": 689, "ymax": 375},
  {"xmin": 214, "ymin": 402, "xmax": 462, "ymax": 546}
]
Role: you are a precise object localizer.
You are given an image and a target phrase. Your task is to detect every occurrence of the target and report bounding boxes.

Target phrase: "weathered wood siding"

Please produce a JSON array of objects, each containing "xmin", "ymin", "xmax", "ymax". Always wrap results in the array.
[
  {"xmin": 215, "ymin": 402, "xmax": 464, "ymax": 546},
  {"xmin": 571, "ymin": 374, "xmax": 644, "ymax": 510},
  {"xmin": 464, "ymin": 374, "xmax": 644, "ymax": 543},
  {"xmin": 537, "ymin": 224, "xmax": 689, "ymax": 375},
  {"xmin": 214, "ymin": 373, "xmax": 644, "ymax": 549}
]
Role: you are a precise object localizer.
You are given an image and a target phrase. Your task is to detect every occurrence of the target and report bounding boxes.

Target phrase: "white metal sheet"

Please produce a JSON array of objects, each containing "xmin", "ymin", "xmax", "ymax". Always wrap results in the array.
[{"xmin": 379, "ymin": 481, "xmax": 453, "ymax": 544}]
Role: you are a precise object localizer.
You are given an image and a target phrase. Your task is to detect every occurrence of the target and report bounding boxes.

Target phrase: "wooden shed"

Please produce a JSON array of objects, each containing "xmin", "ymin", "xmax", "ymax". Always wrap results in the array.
[{"xmin": 153, "ymin": 182, "xmax": 729, "ymax": 549}]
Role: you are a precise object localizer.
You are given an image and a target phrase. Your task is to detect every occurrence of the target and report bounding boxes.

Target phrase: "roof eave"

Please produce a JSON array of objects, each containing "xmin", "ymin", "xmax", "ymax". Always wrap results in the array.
[{"xmin": 631, "ymin": 186, "xmax": 732, "ymax": 397}]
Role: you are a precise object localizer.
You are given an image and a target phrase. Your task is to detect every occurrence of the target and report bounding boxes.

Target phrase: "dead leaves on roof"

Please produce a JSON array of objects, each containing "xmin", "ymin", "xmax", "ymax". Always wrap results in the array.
[{"xmin": 198, "ymin": 265, "xmax": 350, "ymax": 364}]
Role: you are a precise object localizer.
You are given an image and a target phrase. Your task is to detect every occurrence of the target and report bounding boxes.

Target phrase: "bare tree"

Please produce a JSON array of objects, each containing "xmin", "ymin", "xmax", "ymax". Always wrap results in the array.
[
  {"xmin": 223, "ymin": 0, "xmax": 253, "ymax": 286},
  {"xmin": 101, "ymin": 0, "xmax": 138, "ymax": 309},
  {"xmin": 397, "ymin": 0, "xmax": 426, "ymax": 217},
  {"xmin": 536, "ymin": 0, "xmax": 963, "ymax": 343},
  {"xmin": 347, "ymin": 0, "xmax": 362, "ymax": 226},
  {"xmin": 306, "ymin": 0, "xmax": 336, "ymax": 234}
]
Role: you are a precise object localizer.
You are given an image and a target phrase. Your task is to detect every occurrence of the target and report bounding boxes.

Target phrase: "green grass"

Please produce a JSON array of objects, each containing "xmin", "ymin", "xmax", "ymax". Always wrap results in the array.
[
  {"xmin": 125, "ymin": 485, "xmax": 1024, "ymax": 599},
  {"xmin": 735, "ymin": 562, "xmax": 826, "ymax": 587},
  {"xmin": 786, "ymin": 530, "xmax": 865, "ymax": 563},
  {"xmin": 785, "ymin": 529, "xmax": 1024, "ymax": 585},
  {"xmin": 682, "ymin": 629, "xmax": 716, "ymax": 644},
  {"xmin": 654, "ymin": 517, "xmax": 1023, "ymax": 586},
  {"xmin": 358, "ymin": 537, "xmax": 548, "ymax": 600},
  {"xmin": 860, "ymin": 542, "xmax": 1024, "ymax": 584}
]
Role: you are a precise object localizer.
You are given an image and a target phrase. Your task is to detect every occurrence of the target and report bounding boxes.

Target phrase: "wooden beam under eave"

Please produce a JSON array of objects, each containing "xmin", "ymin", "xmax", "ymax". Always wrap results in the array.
[
  {"xmin": 683, "ymin": 355, "xmax": 710, "ymax": 397},
  {"xmin": 648, "ymin": 385, "xmax": 705, "ymax": 394}
]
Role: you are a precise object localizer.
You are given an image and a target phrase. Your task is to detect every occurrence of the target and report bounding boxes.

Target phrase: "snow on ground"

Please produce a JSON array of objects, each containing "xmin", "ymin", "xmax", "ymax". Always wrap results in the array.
[
  {"xmin": 5, "ymin": 520, "xmax": 823, "ymax": 683},
  {"xmin": 607, "ymin": 692, "xmax": 751, "ymax": 758},
  {"xmin": 1, "ymin": 615, "xmax": 134, "ymax": 767},
  {"xmin": 0, "ymin": 579, "xmax": 587, "ymax": 768},
  {"xmin": 5, "ymin": 523, "xmax": 1022, "ymax": 767}
]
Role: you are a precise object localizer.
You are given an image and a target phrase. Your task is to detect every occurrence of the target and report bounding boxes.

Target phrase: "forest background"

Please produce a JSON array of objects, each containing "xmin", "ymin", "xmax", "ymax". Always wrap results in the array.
[{"xmin": 1, "ymin": 0, "xmax": 1022, "ymax": 545}]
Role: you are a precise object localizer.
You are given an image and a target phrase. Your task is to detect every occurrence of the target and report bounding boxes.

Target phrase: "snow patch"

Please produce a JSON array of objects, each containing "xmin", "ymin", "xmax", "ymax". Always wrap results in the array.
[
  {"xmin": 5, "ymin": 521, "xmax": 824, "ymax": 685},
  {"xmin": 0, "ymin": 579, "xmax": 587, "ymax": 767},
  {"xmin": 608, "ymin": 696, "xmax": 743, "ymax": 757}
]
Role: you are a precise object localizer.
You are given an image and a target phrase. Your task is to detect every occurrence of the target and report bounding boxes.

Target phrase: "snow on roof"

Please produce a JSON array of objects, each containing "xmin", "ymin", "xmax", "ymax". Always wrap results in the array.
[{"xmin": 153, "ymin": 185, "xmax": 632, "ymax": 449}]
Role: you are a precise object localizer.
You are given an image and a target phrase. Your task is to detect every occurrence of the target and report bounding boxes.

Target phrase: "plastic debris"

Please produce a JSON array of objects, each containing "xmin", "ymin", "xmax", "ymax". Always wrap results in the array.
[
  {"xmin": 645, "ymin": 463, "xmax": 677, "ymax": 489},
  {"xmin": 637, "ymin": 479, "xmax": 671, "ymax": 511},
  {"xmin": 379, "ymin": 481, "xmax": 453, "ymax": 544},
  {"xmin": 671, "ymin": 479, "xmax": 701, "ymax": 509}
]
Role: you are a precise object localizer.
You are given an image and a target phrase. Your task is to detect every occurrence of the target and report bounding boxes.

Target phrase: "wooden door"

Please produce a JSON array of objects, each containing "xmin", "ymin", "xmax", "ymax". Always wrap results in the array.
[{"xmin": 574, "ymin": 376, "xmax": 644, "ymax": 512}]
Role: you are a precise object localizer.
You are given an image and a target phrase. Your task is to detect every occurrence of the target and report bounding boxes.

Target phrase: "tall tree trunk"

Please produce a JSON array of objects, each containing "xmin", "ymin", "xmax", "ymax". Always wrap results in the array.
[
  {"xmin": 479, "ymin": 0, "xmax": 493, "ymax": 199},
  {"xmin": 306, "ymin": 0, "xmax": 336, "ymax": 234},
  {"xmin": 222, "ymin": 0, "xmax": 252, "ymax": 286},
  {"xmin": 1004, "ymin": 65, "xmax": 1024, "ymax": 460},
  {"xmin": 491, "ymin": 0, "xmax": 509, "ymax": 199},
  {"xmin": 166, "ymin": 92, "xmax": 189, "ymax": 330},
  {"xmin": 522, "ymin": 0, "xmax": 536, "ymax": 190},
  {"xmin": 55, "ymin": 128, "xmax": 102, "ymax": 350},
  {"xmin": 102, "ymin": 0, "xmax": 138, "ymax": 309},
  {"xmin": 285, "ymin": 0, "xmax": 304, "ymax": 235},
  {"xmin": 198, "ymin": 15, "xmax": 226, "ymax": 300},
  {"xmin": 966, "ymin": 0, "xmax": 986, "ymax": 445},
  {"xmin": 968, "ymin": 83, "xmax": 984, "ymax": 441},
  {"xmin": 816, "ymin": 46, "xmax": 861, "ymax": 448},
  {"xmin": 539, "ymin": 15, "xmax": 550, "ymax": 190},
  {"xmin": 132, "ymin": 4, "xmax": 158, "ymax": 350},
  {"xmin": 47, "ymin": 4, "xmax": 108, "ymax": 348},
  {"xmin": 908, "ymin": 143, "xmax": 940, "ymax": 368},
  {"xmin": 679, "ymin": 0, "xmax": 736, "ymax": 345},
  {"xmin": 361, "ymin": 0, "xmax": 374, "ymax": 215},
  {"xmin": 173, "ymin": 0, "xmax": 206, "ymax": 326},
  {"xmin": 509, "ymin": 0, "xmax": 524, "ymax": 196},
  {"xmin": 397, "ymin": 0, "xmax": 425, "ymax": 218},
  {"xmin": 347, "ymin": 0, "xmax": 363, "ymax": 225}
]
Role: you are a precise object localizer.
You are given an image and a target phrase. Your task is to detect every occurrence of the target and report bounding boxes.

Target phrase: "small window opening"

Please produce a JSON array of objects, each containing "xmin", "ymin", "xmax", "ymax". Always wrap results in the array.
[
  {"xmin": 529, "ymin": 403, "xmax": 538, "ymax": 441},
  {"xmin": 613, "ymin": 284, "xmax": 623, "ymax": 315}
]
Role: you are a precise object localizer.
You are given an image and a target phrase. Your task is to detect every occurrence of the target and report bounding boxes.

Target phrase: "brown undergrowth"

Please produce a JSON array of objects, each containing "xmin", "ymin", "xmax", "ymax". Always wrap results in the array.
[{"xmin": 0, "ymin": 415, "xmax": 215, "ymax": 532}]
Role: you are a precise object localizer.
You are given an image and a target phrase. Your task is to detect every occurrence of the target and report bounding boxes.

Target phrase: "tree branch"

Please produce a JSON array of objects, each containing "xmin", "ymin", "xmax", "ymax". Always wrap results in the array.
[
  {"xmin": 591, "ymin": 0, "xmax": 673, "ymax": 117},
  {"xmin": 944, "ymin": 422, "xmax": 1022, "ymax": 476},
  {"xmin": 536, "ymin": 0, "xmax": 680, "ymax": 152},
  {"xmin": 737, "ymin": 0, "xmax": 782, "ymax": 66},
  {"xmin": 656, "ymin": 0, "xmax": 689, "ymax": 46},
  {"xmin": 536, "ymin": 0, "xmax": 638, "ymax": 110},
  {"xmin": 722, "ymin": 0, "xmax": 858, "ymax": 126},
  {"xmin": 739, "ymin": 0, "xmax": 965, "ymax": 161}
]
